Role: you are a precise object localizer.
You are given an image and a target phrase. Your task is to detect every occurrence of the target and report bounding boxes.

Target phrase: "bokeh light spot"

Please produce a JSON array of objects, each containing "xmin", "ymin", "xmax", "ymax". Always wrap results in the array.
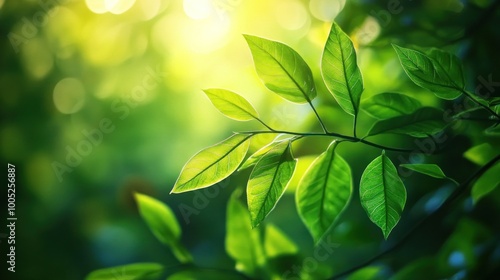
[
  {"xmin": 309, "ymin": 0, "xmax": 345, "ymax": 21},
  {"xmin": 105, "ymin": 0, "xmax": 136, "ymax": 14},
  {"xmin": 53, "ymin": 78, "xmax": 86, "ymax": 114},
  {"xmin": 86, "ymin": 0, "xmax": 108, "ymax": 14},
  {"xmin": 275, "ymin": 0, "xmax": 308, "ymax": 30}
]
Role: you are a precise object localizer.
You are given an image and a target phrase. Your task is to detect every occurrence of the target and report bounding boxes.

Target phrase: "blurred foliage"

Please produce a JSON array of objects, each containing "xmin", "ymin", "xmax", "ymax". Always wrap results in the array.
[{"xmin": 0, "ymin": 0, "xmax": 499, "ymax": 279}]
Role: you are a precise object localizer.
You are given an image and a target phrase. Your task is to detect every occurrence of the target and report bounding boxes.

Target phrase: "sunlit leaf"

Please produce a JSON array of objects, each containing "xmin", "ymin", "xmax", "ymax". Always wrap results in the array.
[
  {"xmin": 86, "ymin": 263, "xmax": 164, "ymax": 280},
  {"xmin": 203, "ymin": 88, "xmax": 259, "ymax": 121},
  {"xmin": 322, "ymin": 22, "xmax": 364, "ymax": 116},
  {"xmin": 296, "ymin": 141, "xmax": 352, "ymax": 243},
  {"xmin": 362, "ymin": 92, "xmax": 421, "ymax": 119},
  {"xmin": 393, "ymin": 45, "xmax": 464, "ymax": 99},
  {"xmin": 167, "ymin": 269, "xmax": 247, "ymax": 280},
  {"xmin": 264, "ymin": 223, "xmax": 298, "ymax": 258},
  {"xmin": 247, "ymin": 141, "xmax": 296, "ymax": 227},
  {"xmin": 471, "ymin": 163, "xmax": 500, "ymax": 204},
  {"xmin": 239, "ymin": 139, "xmax": 283, "ymax": 171},
  {"xmin": 400, "ymin": 164, "xmax": 457, "ymax": 185},
  {"xmin": 464, "ymin": 143, "xmax": 498, "ymax": 165},
  {"xmin": 244, "ymin": 34, "xmax": 316, "ymax": 103},
  {"xmin": 226, "ymin": 191, "xmax": 265, "ymax": 276},
  {"xmin": 360, "ymin": 152, "xmax": 406, "ymax": 239},
  {"xmin": 347, "ymin": 266, "xmax": 383, "ymax": 280},
  {"xmin": 135, "ymin": 193, "xmax": 192, "ymax": 263},
  {"xmin": 367, "ymin": 107, "xmax": 447, "ymax": 138},
  {"xmin": 171, "ymin": 134, "xmax": 251, "ymax": 193}
]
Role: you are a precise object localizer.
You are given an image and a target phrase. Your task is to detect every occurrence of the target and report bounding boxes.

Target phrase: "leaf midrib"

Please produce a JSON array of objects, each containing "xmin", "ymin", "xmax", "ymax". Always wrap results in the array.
[
  {"xmin": 254, "ymin": 143, "xmax": 291, "ymax": 222},
  {"xmin": 250, "ymin": 39, "xmax": 313, "ymax": 103},
  {"xmin": 318, "ymin": 148, "xmax": 336, "ymax": 231},
  {"xmin": 178, "ymin": 135, "xmax": 250, "ymax": 188}
]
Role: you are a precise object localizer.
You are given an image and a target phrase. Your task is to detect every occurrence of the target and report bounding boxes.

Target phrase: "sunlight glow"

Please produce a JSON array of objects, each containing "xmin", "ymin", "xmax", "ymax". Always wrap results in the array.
[
  {"xmin": 183, "ymin": 0, "xmax": 213, "ymax": 20},
  {"xmin": 105, "ymin": 0, "xmax": 136, "ymax": 14},
  {"xmin": 85, "ymin": 0, "xmax": 107, "ymax": 14}
]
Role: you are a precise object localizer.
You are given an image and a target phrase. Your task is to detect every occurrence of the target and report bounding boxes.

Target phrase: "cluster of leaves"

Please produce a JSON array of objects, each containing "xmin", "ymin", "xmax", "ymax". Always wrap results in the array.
[
  {"xmin": 86, "ymin": 21, "xmax": 500, "ymax": 279},
  {"xmin": 171, "ymin": 21, "xmax": 499, "ymax": 242}
]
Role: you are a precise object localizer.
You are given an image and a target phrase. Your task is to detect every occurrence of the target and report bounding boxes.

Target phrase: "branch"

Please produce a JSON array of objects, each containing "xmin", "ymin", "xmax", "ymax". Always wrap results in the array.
[{"xmin": 328, "ymin": 154, "xmax": 500, "ymax": 279}]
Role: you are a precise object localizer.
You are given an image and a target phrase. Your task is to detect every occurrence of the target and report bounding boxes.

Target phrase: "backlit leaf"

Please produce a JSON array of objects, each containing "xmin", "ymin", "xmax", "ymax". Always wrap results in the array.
[
  {"xmin": 244, "ymin": 35, "xmax": 316, "ymax": 103},
  {"xmin": 226, "ymin": 191, "xmax": 265, "ymax": 276},
  {"xmin": 400, "ymin": 164, "xmax": 446, "ymax": 179},
  {"xmin": 362, "ymin": 92, "xmax": 421, "ymax": 119},
  {"xmin": 171, "ymin": 134, "xmax": 251, "ymax": 193},
  {"xmin": 367, "ymin": 107, "xmax": 447, "ymax": 138},
  {"xmin": 471, "ymin": 163, "xmax": 500, "ymax": 204},
  {"xmin": 296, "ymin": 141, "xmax": 352, "ymax": 243},
  {"xmin": 264, "ymin": 223, "xmax": 298, "ymax": 258},
  {"xmin": 135, "ymin": 193, "xmax": 192, "ymax": 263},
  {"xmin": 204, "ymin": 88, "xmax": 259, "ymax": 121},
  {"xmin": 247, "ymin": 141, "xmax": 296, "ymax": 227},
  {"xmin": 322, "ymin": 22, "xmax": 364, "ymax": 116},
  {"xmin": 393, "ymin": 45, "xmax": 464, "ymax": 99},
  {"xmin": 360, "ymin": 152, "xmax": 406, "ymax": 239}
]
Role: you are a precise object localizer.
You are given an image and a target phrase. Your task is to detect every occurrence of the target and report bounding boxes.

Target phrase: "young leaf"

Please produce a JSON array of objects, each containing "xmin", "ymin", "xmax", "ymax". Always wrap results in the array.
[
  {"xmin": 243, "ymin": 34, "xmax": 316, "ymax": 103},
  {"xmin": 135, "ymin": 193, "xmax": 193, "ymax": 263},
  {"xmin": 360, "ymin": 152, "xmax": 406, "ymax": 239},
  {"xmin": 226, "ymin": 191, "xmax": 265, "ymax": 276},
  {"xmin": 203, "ymin": 88, "xmax": 259, "ymax": 121},
  {"xmin": 171, "ymin": 134, "xmax": 251, "ymax": 193},
  {"xmin": 296, "ymin": 141, "xmax": 352, "ymax": 243},
  {"xmin": 393, "ymin": 45, "xmax": 464, "ymax": 100},
  {"xmin": 321, "ymin": 22, "xmax": 364, "ymax": 116},
  {"xmin": 247, "ymin": 141, "xmax": 296, "ymax": 227},
  {"xmin": 264, "ymin": 223, "xmax": 298, "ymax": 258},
  {"xmin": 86, "ymin": 263, "xmax": 164, "ymax": 280},
  {"xmin": 471, "ymin": 163, "xmax": 500, "ymax": 204},
  {"xmin": 362, "ymin": 92, "xmax": 421, "ymax": 119},
  {"xmin": 238, "ymin": 140, "xmax": 283, "ymax": 171},
  {"xmin": 400, "ymin": 164, "xmax": 458, "ymax": 185},
  {"xmin": 367, "ymin": 107, "xmax": 447, "ymax": 138}
]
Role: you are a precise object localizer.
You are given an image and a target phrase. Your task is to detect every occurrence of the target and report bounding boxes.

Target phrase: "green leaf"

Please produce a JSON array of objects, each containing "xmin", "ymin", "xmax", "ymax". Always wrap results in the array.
[
  {"xmin": 244, "ymin": 34, "xmax": 316, "ymax": 103},
  {"xmin": 362, "ymin": 92, "xmax": 421, "ymax": 119},
  {"xmin": 400, "ymin": 164, "xmax": 457, "ymax": 185},
  {"xmin": 226, "ymin": 191, "xmax": 265, "ymax": 276},
  {"xmin": 321, "ymin": 22, "xmax": 364, "ymax": 116},
  {"xmin": 247, "ymin": 140, "xmax": 296, "ymax": 227},
  {"xmin": 360, "ymin": 152, "xmax": 406, "ymax": 239},
  {"xmin": 367, "ymin": 107, "xmax": 447, "ymax": 138},
  {"xmin": 393, "ymin": 45, "xmax": 464, "ymax": 100},
  {"xmin": 171, "ymin": 134, "xmax": 251, "ymax": 193},
  {"xmin": 264, "ymin": 223, "xmax": 298, "ymax": 258},
  {"xmin": 135, "ymin": 193, "xmax": 193, "ymax": 263},
  {"xmin": 239, "ymin": 139, "xmax": 283, "ymax": 171},
  {"xmin": 347, "ymin": 266, "xmax": 382, "ymax": 280},
  {"xmin": 167, "ymin": 269, "xmax": 248, "ymax": 280},
  {"xmin": 464, "ymin": 143, "xmax": 498, "ymax": 165},
  {"xmin": 471, "ymin": 163, "xmax": 500, "ymax": 204},
  {"xmin": 296, "ymin": 141, "xmax": 352, "ymax": 243},
  {"xmin": 86, "ymin": 263, "xmax": 164, "ymax": 280},
  {"xmin": 203, "ymin": 88, "xmax": 259, "ymax": 121}
]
